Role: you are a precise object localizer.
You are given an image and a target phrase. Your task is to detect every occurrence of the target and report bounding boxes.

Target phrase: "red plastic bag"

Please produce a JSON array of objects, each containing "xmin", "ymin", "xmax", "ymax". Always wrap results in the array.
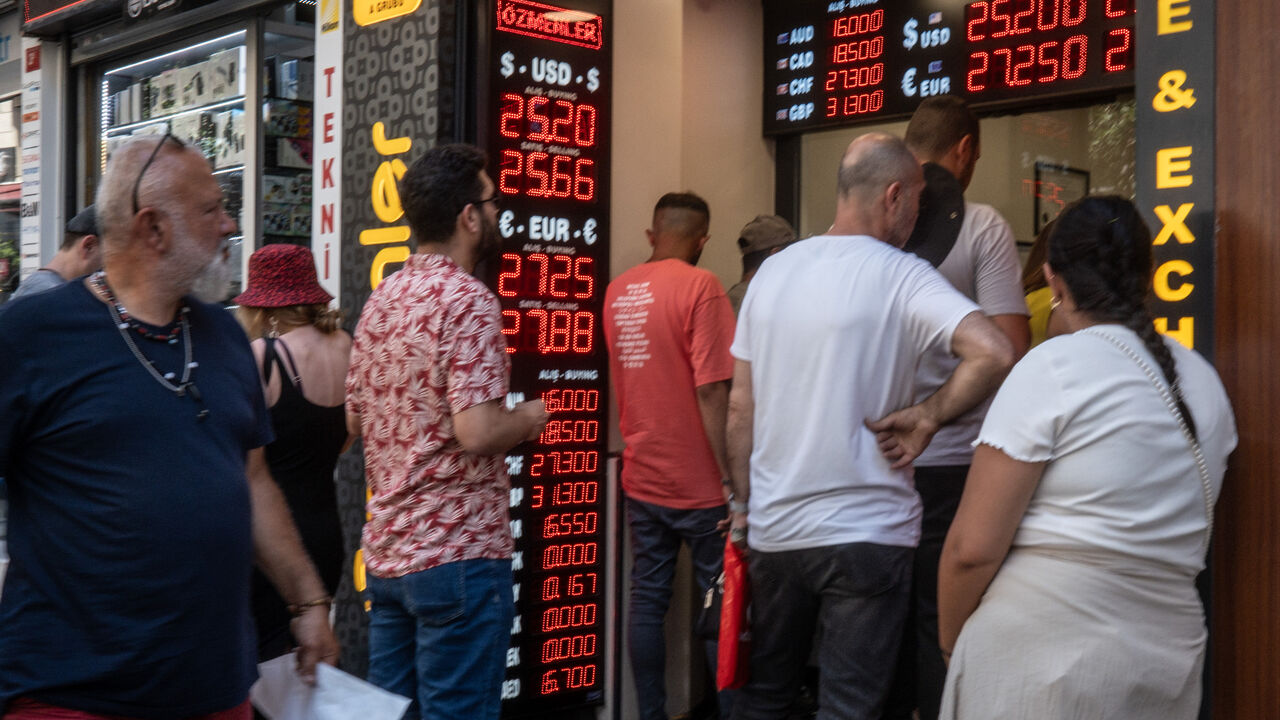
[{"xmin": 716, "ymin": 537, "xmax": 751, "ymax": 690}]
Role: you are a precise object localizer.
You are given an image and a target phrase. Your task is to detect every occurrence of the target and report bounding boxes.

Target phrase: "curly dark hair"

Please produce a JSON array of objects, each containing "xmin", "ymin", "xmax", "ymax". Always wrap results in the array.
[
  {"xmin": 400, "ymin": 143, "xmax": 488, "ymax": 248},
  {"xmin": 1048, "ymin": 195, "xmax": 1196, "ymax": 438}
]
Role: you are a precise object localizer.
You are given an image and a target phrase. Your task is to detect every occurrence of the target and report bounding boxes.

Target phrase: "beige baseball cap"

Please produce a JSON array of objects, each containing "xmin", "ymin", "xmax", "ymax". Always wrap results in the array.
[{"xmin": 737, "ymin": 215, "xmax": 796, "ymax": 255}]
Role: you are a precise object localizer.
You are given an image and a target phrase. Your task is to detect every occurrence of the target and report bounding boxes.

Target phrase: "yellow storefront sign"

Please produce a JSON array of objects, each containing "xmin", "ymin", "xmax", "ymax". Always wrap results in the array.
[{"xmin": 354, "ymin": 0, "xmax": 422, "ymax": 27}]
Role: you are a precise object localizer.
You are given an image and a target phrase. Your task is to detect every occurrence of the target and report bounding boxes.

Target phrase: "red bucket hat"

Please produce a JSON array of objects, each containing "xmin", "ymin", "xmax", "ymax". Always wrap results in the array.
[{"xmin": 233, "ymin": 243, "xmax": 333, "ymax": 308}]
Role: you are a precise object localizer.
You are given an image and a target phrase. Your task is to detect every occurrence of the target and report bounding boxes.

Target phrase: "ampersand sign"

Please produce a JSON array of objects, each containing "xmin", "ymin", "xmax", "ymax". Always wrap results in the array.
[{"xmin": 1153, "ymin": 70, "xmax": 1197, "ymax": 112}]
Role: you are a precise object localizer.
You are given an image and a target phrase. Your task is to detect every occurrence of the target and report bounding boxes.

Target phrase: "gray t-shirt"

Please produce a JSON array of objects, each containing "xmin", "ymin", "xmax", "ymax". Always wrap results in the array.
[
  {"xmin": 914, "ymin": 202, "xmax": 1028, "ymax": 466},
  {"xmin": 10, "ymin": 269, "xmax": 66, "ymax": 300}
]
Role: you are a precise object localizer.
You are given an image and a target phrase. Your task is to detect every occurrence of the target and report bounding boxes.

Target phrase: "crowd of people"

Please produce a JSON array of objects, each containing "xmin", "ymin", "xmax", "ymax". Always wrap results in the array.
[
  {"xmin": 0, "ymin": 93, "xmax": 1236, "ymax": 720},
  {"xmin": 610, "ymin": 97, "xmax": 1235, "ymax": 720}
]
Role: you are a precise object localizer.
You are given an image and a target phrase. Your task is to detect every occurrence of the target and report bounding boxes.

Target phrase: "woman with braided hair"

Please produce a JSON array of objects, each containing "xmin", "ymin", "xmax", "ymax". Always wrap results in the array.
[{"xmin": 934, "ymin": 196, "xmax": 1236, "ymax": 719}]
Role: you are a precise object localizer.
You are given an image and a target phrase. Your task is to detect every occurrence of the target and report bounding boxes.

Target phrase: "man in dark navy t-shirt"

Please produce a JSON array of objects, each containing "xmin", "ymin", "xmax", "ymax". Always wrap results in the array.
[{"xmin": 0, "ymin": 136, "xmax": 339, "ymax": 719}]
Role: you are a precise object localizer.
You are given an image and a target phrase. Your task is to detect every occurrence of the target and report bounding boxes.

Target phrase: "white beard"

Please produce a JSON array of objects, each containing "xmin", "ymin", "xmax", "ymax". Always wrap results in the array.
[{"xmin": 190, "ymin": 246, "xmax": 234, "ymax": 303}]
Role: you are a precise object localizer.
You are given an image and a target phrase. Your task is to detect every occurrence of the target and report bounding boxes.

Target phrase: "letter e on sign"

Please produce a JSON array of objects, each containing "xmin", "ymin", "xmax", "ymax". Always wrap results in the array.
[
  {"xmin": 1157, "ymin": 0, "xmax": 1193, "ymax": 35},
  {"xmin": 1156, "ymin": 147, "xmax": 1193, "ymax": 189}
]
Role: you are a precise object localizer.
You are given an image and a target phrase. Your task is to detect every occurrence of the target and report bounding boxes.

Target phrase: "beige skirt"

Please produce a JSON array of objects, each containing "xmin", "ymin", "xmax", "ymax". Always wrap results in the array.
[{"xmin": 939, "ymin": 547, "xmax": 1206, "ymax": 720}]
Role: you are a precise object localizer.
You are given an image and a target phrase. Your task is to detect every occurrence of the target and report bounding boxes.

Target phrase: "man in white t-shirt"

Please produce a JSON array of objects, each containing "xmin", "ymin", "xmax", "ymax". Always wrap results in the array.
[
  {"xmin": 725, "ymin": 133, "xmax": 1014, "ymax": 720},
  {"xmin": 884, "ymin": 96, "xmax": 1031, "ymax": 720}
]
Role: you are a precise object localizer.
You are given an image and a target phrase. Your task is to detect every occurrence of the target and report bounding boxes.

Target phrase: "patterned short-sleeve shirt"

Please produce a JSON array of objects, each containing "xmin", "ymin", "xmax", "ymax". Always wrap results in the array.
[{"xmin": 346, "ymin": 253, "xmax": 513, "ymax": 578}]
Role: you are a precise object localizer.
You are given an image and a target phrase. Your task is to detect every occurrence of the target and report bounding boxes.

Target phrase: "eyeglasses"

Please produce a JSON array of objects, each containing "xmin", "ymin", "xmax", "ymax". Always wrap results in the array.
[
  {"xmin": 132, "ymin": 133, "xmax": 186, "ymax": 216},
  {"xmin": 471, "ymin": 194, "xmax": 501, "ymax": 207}
]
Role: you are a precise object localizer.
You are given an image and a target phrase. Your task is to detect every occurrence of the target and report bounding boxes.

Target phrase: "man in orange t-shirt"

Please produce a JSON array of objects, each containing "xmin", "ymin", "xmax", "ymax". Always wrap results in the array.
[{"xmin": 604, "ymin": 192, "xmax": 737, "ymax": 720}]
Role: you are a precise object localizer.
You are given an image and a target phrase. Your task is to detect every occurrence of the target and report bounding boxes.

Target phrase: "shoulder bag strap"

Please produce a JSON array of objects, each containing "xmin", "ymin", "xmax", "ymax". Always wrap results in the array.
[{"xmin": 1079, "ymin": 327, "xmax": 1215, "ymax": 551}]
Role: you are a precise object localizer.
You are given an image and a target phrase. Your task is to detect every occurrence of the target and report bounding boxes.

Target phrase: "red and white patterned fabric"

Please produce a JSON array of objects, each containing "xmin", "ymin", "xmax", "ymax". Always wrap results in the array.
[{"xmin": 346, "ymin": 253, "xmax": 513, "ymax": 579}]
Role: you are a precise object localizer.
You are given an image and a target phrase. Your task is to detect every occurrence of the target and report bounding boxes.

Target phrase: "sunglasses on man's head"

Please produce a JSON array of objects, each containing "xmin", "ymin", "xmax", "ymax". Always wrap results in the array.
[{"xmin": 132, "ymin": 133, "xmax": 187, "ymax": 216}]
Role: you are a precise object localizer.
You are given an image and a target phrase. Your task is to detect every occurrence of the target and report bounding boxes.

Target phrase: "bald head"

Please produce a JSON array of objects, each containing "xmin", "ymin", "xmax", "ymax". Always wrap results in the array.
[
  {"xmin": 837, "ymin": 133, "xmax": 921, "ymax": 204},
  {"xmin": 831, "ymin": 133, "xmax": 924, "ymax": 246},
  {"xmin": 96, "ymin": 135, "xmax": 209, "ymax": 246}
]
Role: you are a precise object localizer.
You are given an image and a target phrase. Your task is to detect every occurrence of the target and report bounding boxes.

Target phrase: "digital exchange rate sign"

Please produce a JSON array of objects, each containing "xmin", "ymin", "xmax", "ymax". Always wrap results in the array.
[
  {"xmin": 765, "ymin": 0, "xmax": 1136, "ymax": 133},
  {"xmin": 485, "ymin": 1, "xmax": 612, "ymax": 716}
]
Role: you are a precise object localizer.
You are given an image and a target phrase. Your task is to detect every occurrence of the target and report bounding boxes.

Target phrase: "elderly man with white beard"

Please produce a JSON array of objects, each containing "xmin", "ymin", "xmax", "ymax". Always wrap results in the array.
[{"xmin": 0, "ymin": 135, "xmax": 338, "ymax": 720}]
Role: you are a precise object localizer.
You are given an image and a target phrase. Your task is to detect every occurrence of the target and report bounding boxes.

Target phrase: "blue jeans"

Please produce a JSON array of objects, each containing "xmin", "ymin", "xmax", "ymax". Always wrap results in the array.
[
  {"xmin": 627, "ymin": 497, "xmax": 734, "ymax": 720},
  {"xmin": 366, "ymin": 558, "xmax": 514, "ymax": 720},
  {"xmin": 732, "ymin": 542, "xmax": 912, "ymax": 720}
]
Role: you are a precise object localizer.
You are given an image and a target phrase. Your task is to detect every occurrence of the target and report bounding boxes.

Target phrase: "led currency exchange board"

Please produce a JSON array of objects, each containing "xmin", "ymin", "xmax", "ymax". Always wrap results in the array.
[
  {"xmin": 485, "ymin": 1, "xmax": 612, "ymax": 716},
  {"xmin": 765, "ymin": 0, "xmax": 1135, "ymax": 133}
]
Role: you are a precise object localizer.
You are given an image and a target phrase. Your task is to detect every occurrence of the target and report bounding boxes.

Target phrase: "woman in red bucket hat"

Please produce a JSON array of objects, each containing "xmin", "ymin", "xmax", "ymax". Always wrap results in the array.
[{"xmin": 234, "ymin": 242, "xmax": 351, "ymax": 665}]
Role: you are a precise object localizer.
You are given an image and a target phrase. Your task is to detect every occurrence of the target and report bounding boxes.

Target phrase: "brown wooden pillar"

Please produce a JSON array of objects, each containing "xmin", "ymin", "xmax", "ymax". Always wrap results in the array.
[{"xmin": 1212, "ymin": 0, "xmax": 1280, "ymax": 715}]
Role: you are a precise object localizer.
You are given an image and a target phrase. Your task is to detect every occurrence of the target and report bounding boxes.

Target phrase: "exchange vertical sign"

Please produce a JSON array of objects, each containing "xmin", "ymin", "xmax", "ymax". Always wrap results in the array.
[{"xmin": 1136, "ymin": 0, "xmax": 1215, "ymax": 357}]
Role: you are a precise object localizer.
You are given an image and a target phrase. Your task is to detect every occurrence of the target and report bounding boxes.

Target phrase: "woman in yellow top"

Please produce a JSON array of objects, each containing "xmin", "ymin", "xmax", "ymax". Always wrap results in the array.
[{"xmin": 1021, "ymin": 219, "xmax": 1055, "ymax": 347}]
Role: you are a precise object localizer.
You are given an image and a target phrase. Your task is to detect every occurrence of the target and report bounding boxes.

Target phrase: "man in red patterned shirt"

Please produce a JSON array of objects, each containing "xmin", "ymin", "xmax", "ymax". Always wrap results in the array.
[{"xmin": 345, "ymin": 144, "xmax": 548, "ymax": 720}]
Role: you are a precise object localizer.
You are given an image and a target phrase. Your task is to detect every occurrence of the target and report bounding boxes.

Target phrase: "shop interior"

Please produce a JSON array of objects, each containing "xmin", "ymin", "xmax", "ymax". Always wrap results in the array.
[
  {"xmin": 797, "ymin": 97, "xmax": 1137, "ymax": 261},
  {"xmin": 80, "ymin": 1, "xmax": 315, "ymax": 299}
]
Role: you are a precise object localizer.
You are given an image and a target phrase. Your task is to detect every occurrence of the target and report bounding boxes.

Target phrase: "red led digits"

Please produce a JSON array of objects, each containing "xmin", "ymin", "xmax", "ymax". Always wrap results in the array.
[
  {"xmin": 825, "ymin": 90, "xmax": 884, "ymax": 118},
  {"xmin": 967, "ymin": 1, "xmax": 988, "ymax": 41},
  {"xmin": 502, "ymin": 309, "xmax": 520, "ymax": 354},
  {"xmin": 541, "ymin": 634, "xmax": 598, "ymax": 663},
  {"xmin": 573, "ymin": 257, "xmax": 594, "ymax": 299},
  {"xmin": 540, "ymin": 665, "xmax": 597, "ymax": 695},
  {"xmin": 530, "ymin": 451, "xmax": 600, "ymax": 477},
  {"xmin": 499, "ymin": 150, "xmax": 597, "ymax": 201},
  {"xmin": 540, "ymin": 602, "xmax": 598, "ymax": 632},
  {"xmin": 500, "ymin": 93, "xmax": 524, "ymax": 138},
  {"xmin": 967, "ymin": 34, "xmax": 1087, "ymax": 91},
  {"xmin": 502, "ymin": 309, "xmax": 596, "ymax": 354},
  {"xmin": 968, "ymin": 0, "xmax": 1096, "ymax": 38},
  {"xmin": 539, "ymin": 419, "xmax": 600, "ymax": 444},
  {"xmin": 1036, "ymin": 41, "xmax": 1060, "ymax": 83},
  {"xmin": 542, "ymin": 542, "xmax": 599, "ymax": 569},
  {"xmin": 831, "ymin": 8, "xmax": 882, "ymax": 37},
  {"xmin": 541, "ymin": 572, "xmax": 598, "ymax": 600},
  {"xmin": 548, "ymin": 254, "xmax": 572, "ymax": 296},
  {"xmin": 567, "ymin": 571, "xmax": 597, "ymax": 595},
  {"xmin": 500, "ymin": 92, "xmax": 599, "ymax": 148},
  {"xmin": 823, "ymin": 64, "xmax": 884, "ymax": 92},
  {"xmin": 1061, "ymin": 35, "xmax": 1086, "ymax": 79},
  {"xmin": 499, "ymin": 149, "xmax": 523, "ymax": 195},
  {"xmin": 554, "ymin": 480, "xmax": 598, "ymax": 504},
  {"xmin": 543, "ymin": 511, "xmax": 599, "ymax": 538},
  {"xmin": 831, "ymin": 36, "xmax": 883, "ymax": 65},
  {"xmin": 1104, "ymin": 28, "xmax": 1132, "ymax": 72},
  {"xmin": 542, "ymin": 389, "xmax": 600, "ymax": 413},
  {"xmin": 1105, "ymin": 0, "xmax": 1135, "ymax": 18}
]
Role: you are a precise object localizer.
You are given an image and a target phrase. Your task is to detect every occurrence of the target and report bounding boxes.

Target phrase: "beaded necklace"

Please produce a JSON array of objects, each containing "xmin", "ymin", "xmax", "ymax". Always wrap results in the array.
[
  {"xmin": 89, "ymin": 271, "xmax": 184, "ymax": 342},
  {"xmin": 89, "ymin": 271, "xmax": 210, "ymax": 421}
]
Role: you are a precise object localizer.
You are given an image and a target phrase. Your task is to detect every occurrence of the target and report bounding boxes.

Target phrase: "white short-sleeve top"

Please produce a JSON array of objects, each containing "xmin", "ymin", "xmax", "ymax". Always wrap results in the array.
[
  {"xmin": 732, "ymin": 235, "xmax": 978, "ymax": 551},
  {"xmin": 977, "ymin": 324, "xmax": 1237, "ymax": 573}
]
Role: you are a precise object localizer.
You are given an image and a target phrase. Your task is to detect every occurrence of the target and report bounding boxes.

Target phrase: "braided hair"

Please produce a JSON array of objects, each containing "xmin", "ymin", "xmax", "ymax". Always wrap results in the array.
[{"xmin": 1047, "ymin": 195, "xmax": 1197, "ymax": 439}]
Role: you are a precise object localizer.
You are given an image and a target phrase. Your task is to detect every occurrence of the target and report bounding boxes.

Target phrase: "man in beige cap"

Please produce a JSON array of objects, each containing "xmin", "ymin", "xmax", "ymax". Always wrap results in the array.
[{"xmin": 726, "ymin": 214, "xmax": 796, "ymax": 315}]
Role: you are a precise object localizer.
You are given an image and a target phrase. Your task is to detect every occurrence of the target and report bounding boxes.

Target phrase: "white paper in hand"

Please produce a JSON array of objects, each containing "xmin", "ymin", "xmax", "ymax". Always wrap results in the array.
[{"xmin": 251, "ymin": 654, "xmax": 412, "ymax": 720}]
